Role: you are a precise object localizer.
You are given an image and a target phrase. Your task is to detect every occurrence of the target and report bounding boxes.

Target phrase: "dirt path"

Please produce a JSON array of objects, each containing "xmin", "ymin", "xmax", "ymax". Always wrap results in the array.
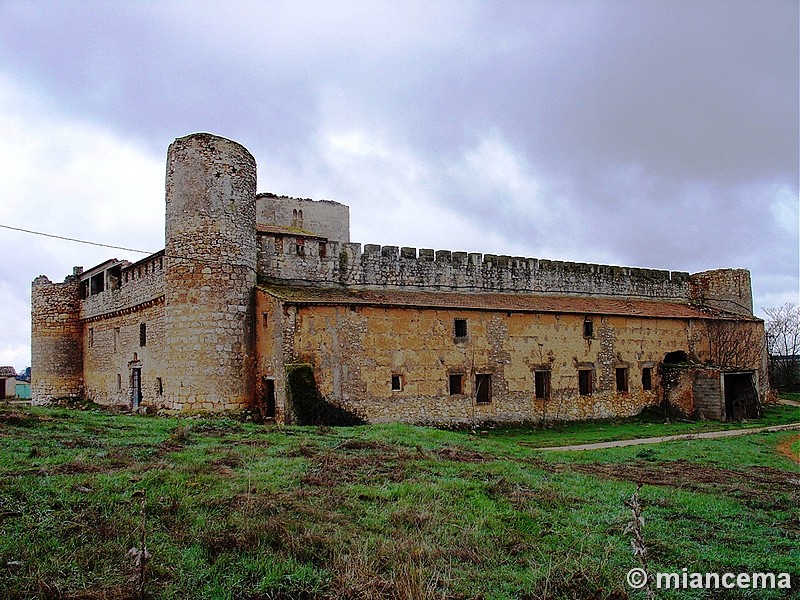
[{"xmin": 535, "ymin": 422, "xmax": 800, "ymax": 452}]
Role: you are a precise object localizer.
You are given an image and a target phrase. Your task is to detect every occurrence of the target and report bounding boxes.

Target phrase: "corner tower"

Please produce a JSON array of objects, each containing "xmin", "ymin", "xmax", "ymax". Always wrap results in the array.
[{"xmin": 164, "ymin": 133, "xmax": 257, "ymax": 410}]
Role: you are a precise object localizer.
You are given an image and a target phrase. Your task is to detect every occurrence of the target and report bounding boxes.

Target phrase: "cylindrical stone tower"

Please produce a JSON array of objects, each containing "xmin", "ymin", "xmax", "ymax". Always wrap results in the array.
[
  {"xmin": 164, "ymin": 133, "xmax": 257, "ymax": 410},
  {"xmin": 31, "ymin": 271, "xmax": 84, "ymax": 403}
]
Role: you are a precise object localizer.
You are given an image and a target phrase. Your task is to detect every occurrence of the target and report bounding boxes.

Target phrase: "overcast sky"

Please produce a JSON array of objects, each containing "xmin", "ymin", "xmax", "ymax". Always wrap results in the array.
[{"xmin": 0, "ymin": 0, "xmax": 797, "ymax": 372}]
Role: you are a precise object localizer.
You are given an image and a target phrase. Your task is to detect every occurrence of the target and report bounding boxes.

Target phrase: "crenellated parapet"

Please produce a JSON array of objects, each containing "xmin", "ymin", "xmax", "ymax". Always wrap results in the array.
[
  {"xmin": 257, "ymin": 236, "xmax": 691, "ymax": 300},
  {"xmin": 31, "ymin": 270, "xmax": 84, "ymax": 403}
]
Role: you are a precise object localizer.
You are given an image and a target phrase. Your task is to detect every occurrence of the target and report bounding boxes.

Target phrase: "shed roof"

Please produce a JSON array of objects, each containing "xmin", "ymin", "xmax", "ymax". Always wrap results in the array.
[{"xmin": 258, "ymin": 284, "xmax": 757, "ymax": 321}]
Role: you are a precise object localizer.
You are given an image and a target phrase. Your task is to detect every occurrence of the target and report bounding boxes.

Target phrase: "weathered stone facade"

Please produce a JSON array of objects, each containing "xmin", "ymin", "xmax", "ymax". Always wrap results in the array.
[{"xmin": 31, "ymin": 133, "xmax": 768, "ymax": 423}]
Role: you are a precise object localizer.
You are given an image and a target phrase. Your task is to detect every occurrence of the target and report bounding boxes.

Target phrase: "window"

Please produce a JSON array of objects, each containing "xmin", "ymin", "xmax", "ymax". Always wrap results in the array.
[
  {"xmin": 583, "ymin": 318, "xmax": 594, "ymax": 338},
  {"xmin": 262, "ymin": 312, "xmax": 270, "ymax": 327},
  {"xmin": 114, "ymin": 328, "xmax": 120, "ymax": 353},
  {"xmin": 156, "ymin": 377, "xmax": 163, "ymax": 396},
  {"xmin": 88, "ymin": 327, "xmax": 94, "ymax": 348},
  {"xmin": 139, "ymin": 323, "xmax": 147, "ymax": 347},
  {"xmin": 616, "ymin": 367, "xmax": 629, "ymax": 393},
  {"xmin": 578, "ymin": 369, "xmax": 593, "ymax": 396},
  {"xmin": 391, "ymin": 374, "xmax": 402, "ymax": 391},
  {"xmin": 534, "ymin": 370, "xmax": 551, "ymax": 399},
  {"xmin": 475, "ymin": 374, "xmax": 491, "ymax": 404},
  {"xmin": 117, "ymin": 374, "xmax": 122, "ymax": 391},
  {"xmin": 449, "ymin": 373, "xmax": 463, "ymax": 395},
  {"xmin": 642, "ymin": 367, "xmax": 653, "ymax": 391},
  {"xmin": 319, "ymin": 242, "xmax": 327, "ymax": 258},
  {"xmin": 295, "ymin": 238, "xmax": 305, "ymax": 256},
  {"xmin": 454, "ymin": 318, "xmax": 468, "ymax": 339}
]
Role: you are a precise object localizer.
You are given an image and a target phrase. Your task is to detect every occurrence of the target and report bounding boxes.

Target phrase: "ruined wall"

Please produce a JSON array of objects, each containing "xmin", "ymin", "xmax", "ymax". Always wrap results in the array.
[
  {"xmin": 31, "ymin": 271, "xmax": 84, "ymax": 402},
  {"xmin": 282, "ymin": 304, "xmax": 696, "ymax": 425},
  {"xmin": 164, "ymin": 133, "xmax": 257, "ymax": 411},
  {"xmin": 258, "ymin": 238, "xmax": 690, "ymax": 299},
  {"xmin": 83, "ymin": 301, "xmax": 165, "ymax": 408},
  {"xmin": 81, "ymin": 252, "xmax": 165, "ymax": 320},
  {"xmin": 689, "ymin": 269, "xmax": 753, "ymax": 316},
  {"xmin": 257, "ymin": 193, "xmax": 350, "ymax": 242}
]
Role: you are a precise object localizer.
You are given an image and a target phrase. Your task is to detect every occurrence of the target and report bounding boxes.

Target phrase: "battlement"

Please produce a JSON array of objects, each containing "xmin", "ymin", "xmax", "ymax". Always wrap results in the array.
[{"xmin": 258, "ymin": 235, "xmax": 692, "ymax": 300}]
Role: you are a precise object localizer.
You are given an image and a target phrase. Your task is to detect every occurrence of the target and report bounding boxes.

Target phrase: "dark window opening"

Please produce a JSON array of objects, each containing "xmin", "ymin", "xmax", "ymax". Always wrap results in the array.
[
  {"xmin": 664, "ymin": 350, "xmax": 688, "ymax": 364},
  {"xmin": 88, "ymin": 327, "xmax": 94, "ymax": 348},
  {"xmin": 449, "ymin": 374, "xmax": 463, "ymax": 395},
  {"xmin": 264, "ymin": 378, "xmax": 276, "ymax": 419},
  {"xmin": 117, "ymin": 374, "xmax": 122, "ymax": 391},
  {"xmin": 616, "ymin": 367, "xmax": 629, "ymax": 393},
  {"xmin": 578, "ymin": 369, "xmax": 593, "ymax": 396},
  {"xmin": 642, "ymin": 367, "xmax": 652, "ymax": 391},
  {"xmin": 139, "ymin": 323, "xmax": 147, "ymax": 347},
  {"xmin": 454, "ymin": 318, "xmax": 468, "ymax": 339},
  {"xmin": 391, "ymin": 374, "xmax": 402, "ymax": 391},
  {"xmin": 534, "ymin": 370, "xmax": 551, "ymax": 399},
  {"xmin": 90, "ymin": 272, "xmax": 105, "ymax": 295},
  {"xmin": 475, "ymin": 373, "xmax": 491, "ymax": 404},
  {"xmin": 296, "ymin": 238, "xmax": 305, "ymax": 256},
  {"xmin": 319, "ymin": 242, "xmax": 327, "ymax": 258},
  {"xmin": 583, "ymin": 319, "xmax": 594, "ymax": 338},
  {"xmin": 156, "ymin": 377, "xmax": 163, "ymax": 396}
]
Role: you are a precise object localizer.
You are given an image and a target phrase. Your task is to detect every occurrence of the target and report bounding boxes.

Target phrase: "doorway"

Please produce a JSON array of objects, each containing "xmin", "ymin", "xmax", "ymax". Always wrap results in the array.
[
  {"xmin": 131, "ymin": 368, "xmax": 142, "ymax": 409},
  {"xmin": 724, "ymin": 372, "xmax": 760, "ymax": 420},
  {"xmin": 264, "ymin": 378, "xmax": 276, "ymax": 420},
  {"xmin": 0, "ymin": 379, "xmax": 5, "ymax": 399}
]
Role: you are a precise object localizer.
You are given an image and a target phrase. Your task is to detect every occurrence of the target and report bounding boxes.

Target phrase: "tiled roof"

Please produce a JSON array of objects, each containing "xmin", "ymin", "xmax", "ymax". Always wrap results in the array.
[
  {"xmin": 259, "ymin": 284, "xmax": 756, "ymax": 321},
  {"xmin": 256, "ymin": 224, "xmax": 327, "ymax": 240},
  {"xmin": 0, "ymin": 366, "xmax": 17, "ymax": 378}
]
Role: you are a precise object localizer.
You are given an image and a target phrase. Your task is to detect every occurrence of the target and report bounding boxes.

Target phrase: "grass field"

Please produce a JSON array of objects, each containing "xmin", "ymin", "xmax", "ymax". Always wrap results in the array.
[{"xmin": 0, "ymin": 402, "xmax": 797, "ymax": 599}]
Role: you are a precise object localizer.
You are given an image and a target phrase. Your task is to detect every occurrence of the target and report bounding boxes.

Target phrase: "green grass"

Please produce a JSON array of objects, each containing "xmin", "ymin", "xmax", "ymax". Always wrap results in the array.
[{"xmin": 0, "ymin": 404, "xmax": 797, "ymax": 599}]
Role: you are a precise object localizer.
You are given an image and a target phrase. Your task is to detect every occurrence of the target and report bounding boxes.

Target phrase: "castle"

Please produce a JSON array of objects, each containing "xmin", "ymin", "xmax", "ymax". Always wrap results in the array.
[{"xmin": 31, "ymin": 133, "xmax": 767, "ymax": 424}]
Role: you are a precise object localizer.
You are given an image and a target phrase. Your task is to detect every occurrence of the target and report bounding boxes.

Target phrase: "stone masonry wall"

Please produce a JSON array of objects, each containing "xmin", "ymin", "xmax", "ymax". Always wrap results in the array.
[
  {"xmin": 31, "ymin": 272, "xmax": 84, "ymax": 402},
  {"xmin": 164, "ymin": 133, "xmax": 257, "ymax": 411},
  {"xmin": 83, "ymin": 301, "xmax": 165, "ymax": 407},
  {"xmin": 284, "ymin": 304, "xmax": 696, "ymax": 425},
  {"xmin": 688, "ymin": 269, "xmax": 753, "ymax": 316},
  {"xmin": 258, "ymin": 237, "xmax": 691, "ymax": 300},
  {"xmin": 82, "ymin": 252, "xmax": 165, "ymax": 320},
  {"xmin": 257, "ymin": 193, "xmax": 350, "ymax": 242}
]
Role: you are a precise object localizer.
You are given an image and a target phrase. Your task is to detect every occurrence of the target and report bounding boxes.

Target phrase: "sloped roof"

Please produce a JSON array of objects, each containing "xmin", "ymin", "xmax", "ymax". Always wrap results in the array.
[
  {"xmin": 0, "ymin": 366, "xmax": 17, "ymax": 378},
  {"xmin": 258, "ymin": 284, "xmax": 757, "ymax": 321},
  {"xmin": 256, "ymin": 224, "xmax": 327, "ymax": 240}
]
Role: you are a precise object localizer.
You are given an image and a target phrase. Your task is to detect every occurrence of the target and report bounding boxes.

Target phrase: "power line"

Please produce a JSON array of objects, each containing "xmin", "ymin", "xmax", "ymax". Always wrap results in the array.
[{"xmin": 0, "ymin": 223, "xmax": 154, "ymax": 255}]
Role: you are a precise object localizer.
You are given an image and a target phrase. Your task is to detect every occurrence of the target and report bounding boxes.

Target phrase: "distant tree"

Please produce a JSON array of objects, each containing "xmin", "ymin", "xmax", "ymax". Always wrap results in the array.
[{"xmin": 764, "ymin": 303, "xmax": 800, "ymax": 392}]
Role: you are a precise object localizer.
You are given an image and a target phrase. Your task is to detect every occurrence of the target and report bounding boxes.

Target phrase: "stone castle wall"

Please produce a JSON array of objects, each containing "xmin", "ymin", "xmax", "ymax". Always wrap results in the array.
[
  {"xmin": 258, "ymin": 236, "xmax": 692, "ymax": 299},
  {"xmin": 81, "ymin": 252, "xmax": 165, "ymax": 320},
  {"xmin": 257, "ymin": 193, "xmax": 350, "ymax": 242},
  {"xmin": 688, "ymin": 268, "xmax": 753, "ymax": 316},
  {"xmin": 31, "ymin": 272, "xmax": 84, "ymax": 402},
  {"xmin": 164, "ymin": 133, "xmax": 258, "ymax": 411}
]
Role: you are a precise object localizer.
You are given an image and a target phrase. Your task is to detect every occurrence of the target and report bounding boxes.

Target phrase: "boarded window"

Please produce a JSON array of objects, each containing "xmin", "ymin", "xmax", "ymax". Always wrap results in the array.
[
  {"xmin": 139, "ymin": 323, "xmax": 147, "ymax": 347},
  {"xmin": 454, "ymin": 318, "xmax": 468, "ymax": 339},
  {"xmin": 583, "ymin": 319, "xmax": 594, "ymax": 338},
  {"xmin": 642, "ymin": 367, "xmax": 652, "ymax": 391},
  {"xmin": 449, "ymin": 374, "xmax": 463, "ymax": 395},
  {"xmin": 616, "ymin": 368, "xmax": 629, "ymax": 393},
  {"xmin": 534, "ymin": 370, "xmax": 551, "ymax": 399},
  {"xmin": 391, "ymin": 374, "xmax": 402, "ymax": 391},
  {"xmin": 475, "ymin": 374, "xmax": 491, "ymax": 404},
  {"xmin": 578, "ymin": 369, "xmax": 593, "ymax": 396}
]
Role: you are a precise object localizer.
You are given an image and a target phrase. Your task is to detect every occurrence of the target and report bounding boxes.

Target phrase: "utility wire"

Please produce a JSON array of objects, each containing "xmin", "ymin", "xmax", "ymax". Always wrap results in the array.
[{"xmin": 0, "ymin": 223, "xmax": 154, "ymax": 255}]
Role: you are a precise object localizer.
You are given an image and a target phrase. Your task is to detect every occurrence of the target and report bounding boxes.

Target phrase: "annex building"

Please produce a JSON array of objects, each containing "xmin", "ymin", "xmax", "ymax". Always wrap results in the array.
[{"xmin": 32, "ymin": 133, "xmax": 768, "ymax": 424}]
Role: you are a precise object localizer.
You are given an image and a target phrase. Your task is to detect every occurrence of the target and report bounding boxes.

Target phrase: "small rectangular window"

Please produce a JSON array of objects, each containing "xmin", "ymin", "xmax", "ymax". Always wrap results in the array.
[
  {"xmin": 88, "ymin": 327, "xmax": 94, "ymax": 348},
  {"xmin": 578, "ymin": 369, "xmax": 593, "ymax": 396},
  {"xmin": 139, "ymin": 323, "xmax": 147, "ymax": 347},
  {"xmin": 114, "ymin": 327, "xmax": 120, "ymax": 353},
  {"xmin": 475, "ymin": 373, "xmax": 491, "ymax": 404},
  {"xmin": 449, "ymin": 374, "xmax": 463, "ymax": 395},
  {"xmin": 156, "ymin": 377, "xmax": 163, "ymax": 396},
  {"xmin": 454, "ymin": 318, "xmax": 468, "ymax": 339},
  {"xmin": 391, "ymin": 374, "xmax": 402, "ymax": 391},
  {"xmin": 319, "ymin": 242, "xmax": 327, "ymax": 258},
  {"xmin": 583, "ymin": 319, "xmax": 594, "ymax": 338},
  {"xmin": 616, "ymin": 367, "xmax": 629, "ymax": 393},
  {"xmin": 534, "ymin": 370, "xmax": 551, "ymax": 399},
  {"xmin": 296, "ymin": 238, "xmax": 305, "ymax": 256},
  {"xmin": 642, "ymin": 367, "xmax": 652, "ymax": 391},
  {"xmin": 117, "ymin": 374, "xmax": 122, "ymax": 391}
]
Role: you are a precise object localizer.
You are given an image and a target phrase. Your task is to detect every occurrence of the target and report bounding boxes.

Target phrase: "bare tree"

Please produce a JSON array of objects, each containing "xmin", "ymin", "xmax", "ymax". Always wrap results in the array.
[
  {"xmin": 764, "ymin": 303, "xmax": 800, "ymax": 392},
  {"xmin": 702, "ymin": 319, "xmax": 763, "ymax": 371}
]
